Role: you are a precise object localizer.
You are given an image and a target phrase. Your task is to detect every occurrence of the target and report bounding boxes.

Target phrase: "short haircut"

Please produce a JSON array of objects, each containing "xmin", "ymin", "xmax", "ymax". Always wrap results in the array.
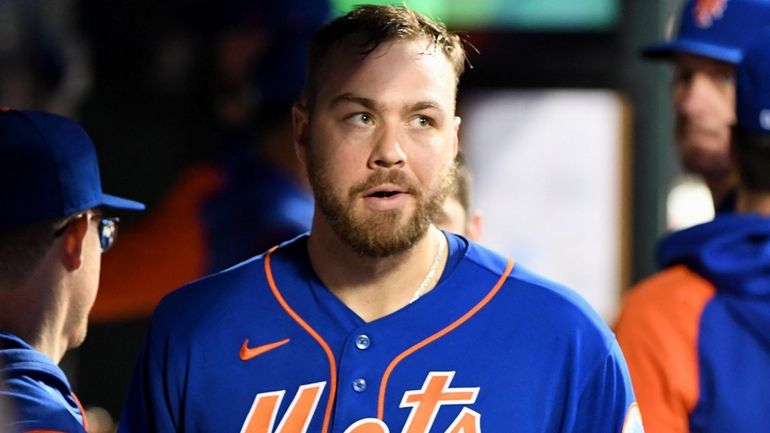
[
  {"xmin": 0, "ymin": 217, "xmax": 66, "ymax": 286},
  {"xmin": 733, "ymin": 126, "xmax": 770, "ymax": 192},
  {"xmin": 305, "ymin": 4, "xmax": 467, "ymax": 108}
]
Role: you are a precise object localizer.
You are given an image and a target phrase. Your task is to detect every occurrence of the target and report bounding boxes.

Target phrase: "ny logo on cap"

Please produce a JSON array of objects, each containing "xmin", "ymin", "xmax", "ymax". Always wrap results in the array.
[{"xmin": 694, "ymin": 0, "xmax": 728, "ymax": 28}]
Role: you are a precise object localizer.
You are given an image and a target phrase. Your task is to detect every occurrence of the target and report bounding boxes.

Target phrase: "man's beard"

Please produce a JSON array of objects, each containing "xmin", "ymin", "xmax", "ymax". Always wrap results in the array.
[
  {"xmin": 675, "ymin": 116, "xmax": 733, "ymax": 179},
  {"xmin": 307, "ymin": 150, "xmax": 456, "ymax": 258}
]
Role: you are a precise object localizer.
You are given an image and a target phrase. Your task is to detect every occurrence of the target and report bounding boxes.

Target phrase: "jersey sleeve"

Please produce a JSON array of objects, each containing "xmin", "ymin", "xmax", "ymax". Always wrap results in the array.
[
  {"xmin": 5, "ymin": 412, "xmax": 88, "ymax": 433},
  {"xmin": 1, "ymin": 375, "xmax": 89, "ymax": 433},
  {"xmin": 572, "ymin": 340, "xmax": 644, "ymax": 433},
  {"xmin": 614, "ymin": 266, "xmax": 713, "ymax": 433},
  {"xmin": 117, "ymin": 315, "xmax": 180, "ymax": 433}
]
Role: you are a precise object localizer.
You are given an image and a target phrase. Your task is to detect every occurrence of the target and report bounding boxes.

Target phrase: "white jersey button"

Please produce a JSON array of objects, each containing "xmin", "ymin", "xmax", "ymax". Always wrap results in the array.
[
  {"xmin": 352, "ymin": 378, "xmax": 367, "ymax": 392},
  {"xmin": 355, "ymin": 334, "xmax": 371, "ymax": 350}
]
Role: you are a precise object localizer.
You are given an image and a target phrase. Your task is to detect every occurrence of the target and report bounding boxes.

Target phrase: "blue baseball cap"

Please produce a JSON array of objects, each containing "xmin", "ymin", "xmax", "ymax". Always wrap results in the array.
[
  {"xmin": 0, "ymin": 109, "xmax": 145, "ymax": 229},
  {"xmin": 736, "ymin": 30, "xmax": 770, "ymax": 132},
  {"xmin": 642, "ymin": 0, "xmax": 770, "ymax": 64}
]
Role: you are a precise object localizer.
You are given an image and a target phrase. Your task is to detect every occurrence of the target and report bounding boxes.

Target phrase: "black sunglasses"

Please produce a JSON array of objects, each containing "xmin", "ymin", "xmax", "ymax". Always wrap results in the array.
[{"xmin": 54, "ymin": 214, "xmax": 120, "ymax": 252}]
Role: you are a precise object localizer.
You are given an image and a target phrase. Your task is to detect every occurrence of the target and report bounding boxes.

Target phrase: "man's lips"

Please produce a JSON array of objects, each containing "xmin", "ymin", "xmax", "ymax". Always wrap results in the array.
[
  {"xmin": 362, "ymin": 183, "xmax": 408, "ymax": 198},
  {"xmin": 683, "ymin": 126, "xmax": 718, "ymax": 137},
  {"xmin": 677, "ymin": 118, "xmax": 725, "ymax": 139},
  {"xmin": 360, "ymin": 183, "xmax": 411, "ymax": 210}
]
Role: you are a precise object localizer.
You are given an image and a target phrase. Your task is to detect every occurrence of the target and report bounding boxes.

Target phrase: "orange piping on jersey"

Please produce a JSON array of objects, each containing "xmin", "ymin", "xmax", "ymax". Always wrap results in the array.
[
  {"xmin": 265, "ymin": 247, "xmax": 337, "ymax": 433},
  {"xmin": 377, "ymin": 258, "xmax": 515, "ymax": 420},
  {"xmin": 71, "ymin": 392, "xmax": 88, "ymax": 431}
]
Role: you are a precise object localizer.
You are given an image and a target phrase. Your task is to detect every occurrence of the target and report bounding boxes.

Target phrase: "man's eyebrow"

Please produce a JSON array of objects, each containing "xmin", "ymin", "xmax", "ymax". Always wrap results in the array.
[
  {"xmin": 329, "ymin": 94, "xmax": 446, "ymax": 115},
  {"xmin": 329, "ymin": 93, "xmax": 382, "ymax": 112},
  {"xmin": 404, "ymin": 101, "xmax": 444, "ymax": 114}
]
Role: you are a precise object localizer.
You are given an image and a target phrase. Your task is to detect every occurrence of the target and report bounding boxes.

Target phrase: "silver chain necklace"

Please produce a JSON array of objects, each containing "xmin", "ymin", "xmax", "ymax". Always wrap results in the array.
[{"xmin": 408, "ymin": 234, "xmax": 445, "ymax": 304}]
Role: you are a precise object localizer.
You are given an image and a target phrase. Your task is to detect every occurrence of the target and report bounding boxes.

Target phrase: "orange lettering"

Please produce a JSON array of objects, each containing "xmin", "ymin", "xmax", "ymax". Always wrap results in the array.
[
  {"xmin": 240, "ymin": 382, "xmax": 326, "ymax": 433},
  {"xmin": 444, "ymin": 408, "xmax": 481, "ymax": 433},
  {"xmin": 400, "ymin": 372, "xmax": 478, "ymax": 433},
  {"xmin": 343, "ymin": 418, "xmax": 390, "ymax": 433}
]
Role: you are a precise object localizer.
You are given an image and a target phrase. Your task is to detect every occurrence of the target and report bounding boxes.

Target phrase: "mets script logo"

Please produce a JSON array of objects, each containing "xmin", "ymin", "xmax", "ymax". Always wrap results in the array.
[
  {"xmin": 239, "ymin": 371, "xmax": 481, "ymax": 433},
  {"xmin": 693, "ymin": 0, "xmax": 728, "ymax": 28}
]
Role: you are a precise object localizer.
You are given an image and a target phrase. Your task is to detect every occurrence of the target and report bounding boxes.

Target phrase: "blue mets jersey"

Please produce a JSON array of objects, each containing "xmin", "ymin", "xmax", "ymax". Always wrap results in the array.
[
  {"xmin": 0, "ymin": 332, "xmax": 88, "ymax": 433},
  {"xmin": 119, "ymin": 233, "xmax": 641, "ymax": 433}
]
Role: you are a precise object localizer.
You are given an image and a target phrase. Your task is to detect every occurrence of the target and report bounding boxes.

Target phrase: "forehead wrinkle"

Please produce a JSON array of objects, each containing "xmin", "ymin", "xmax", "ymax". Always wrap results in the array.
[
  {"xmin": 402, "ymin": 101, "xmax": 445, "ymax": 116},
  {"xmin": 329, "ymin": 93, "xmax": 384, "ymax": 113}
]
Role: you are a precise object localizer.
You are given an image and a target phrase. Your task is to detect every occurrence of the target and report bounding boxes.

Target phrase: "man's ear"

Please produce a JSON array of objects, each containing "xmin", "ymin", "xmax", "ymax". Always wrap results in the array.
[
  {"xmin": 61, "ymin": 216, "xmax": 89, "ymax": 271},
  {"xmin": 292, "ymin": 102, "xmax": 310, "ymax": 165}
]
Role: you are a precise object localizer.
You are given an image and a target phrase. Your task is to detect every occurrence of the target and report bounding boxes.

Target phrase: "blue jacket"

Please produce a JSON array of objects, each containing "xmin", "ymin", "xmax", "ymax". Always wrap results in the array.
[
  {"xmin": 1, "ymin": 333, "xmax": 87, "ymax": 433},
  {"xmin": 617, "ymin": 213, "xmax": 770, "ymax": 433}
]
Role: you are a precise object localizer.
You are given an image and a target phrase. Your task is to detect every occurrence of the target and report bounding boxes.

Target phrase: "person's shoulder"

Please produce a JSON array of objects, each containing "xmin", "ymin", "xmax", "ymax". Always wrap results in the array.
[
  {"xmin": 158, "ymin": 250, "xmax": 266, "ymax": 311},
  {"xmin": 514, "ymin": 264, "xmax": 612, "ymax": 337},
  {"xmin": 455, "ymin": 236, "xmax": 513, "ymax": 278},
  {"xmin": 1, "ymin": 347, "xmax": 85, "ymax": 433},
  {"xmin": 1, "ymin": 337, "xmax": 69, "ymax": 391},
  {"xmin": 460, "ymin": 239, "xmax": 613, "ymax": 342},
  {"xmin": 620, "ymin": 264, "xmax": 715, "ymax": 320},
  {"xmin": 1, "ymin": 391, "xmax": 86, "ymax": 433},
  {"xmin": 151, "ymin": 235, "xmax": 308, "ymax": 330}
]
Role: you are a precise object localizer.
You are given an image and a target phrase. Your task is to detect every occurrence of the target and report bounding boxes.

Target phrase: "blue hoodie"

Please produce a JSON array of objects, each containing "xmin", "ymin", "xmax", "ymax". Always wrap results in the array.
[
  {"xmin": 0, "ymin": 332, "xmax": 87, "ymax": 433},
  {"xmin": 656, "ymin": 213, "xmax": 770, "ymax": 432}
]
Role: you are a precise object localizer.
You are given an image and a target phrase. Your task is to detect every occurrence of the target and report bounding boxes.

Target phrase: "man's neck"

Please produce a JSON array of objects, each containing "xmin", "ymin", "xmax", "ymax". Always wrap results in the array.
[
  {"xmin": 0, "ymin": 280, "xmax": 69, "ymax": 364},
  {"xmin": 706, "ymin": 171, "xmax": 739, "ymax": 211},
  {"xmin": 736, "ymin": 187, "xmax": 770, "ymax": 216},
  {"xmin": 307, "ymin": 222, "xmax": 447, "ymax": 322}
]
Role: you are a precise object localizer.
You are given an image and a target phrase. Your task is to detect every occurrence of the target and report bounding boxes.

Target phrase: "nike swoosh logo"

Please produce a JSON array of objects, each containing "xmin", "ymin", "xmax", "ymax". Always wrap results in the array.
[{"xmin": 239, "ymin": 338, "xmax": 291, "ymax": 361}]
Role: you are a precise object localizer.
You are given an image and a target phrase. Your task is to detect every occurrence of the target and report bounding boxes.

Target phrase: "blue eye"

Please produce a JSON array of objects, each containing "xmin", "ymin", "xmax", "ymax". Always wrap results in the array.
[
  {"xmin": 348, "ymin": 113, "xmax": 373, "ymax": 125},
  {"xmin": 410, "ymin": 116, "xmax": 432, "ymax": 128}
]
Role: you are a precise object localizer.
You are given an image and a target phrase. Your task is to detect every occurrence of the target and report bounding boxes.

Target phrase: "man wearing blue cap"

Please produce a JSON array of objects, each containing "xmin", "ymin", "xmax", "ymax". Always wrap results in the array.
[
  {"xmin": 616, "ymin": 31, "xmax": 770, "ymax": 433},
  {"xmin": 0, "ymin": 109, "xmax": 144, "ymax": 432},
  {"xmin": 642, "ymin": 0, "xmax": 770, "ymax": 211}
]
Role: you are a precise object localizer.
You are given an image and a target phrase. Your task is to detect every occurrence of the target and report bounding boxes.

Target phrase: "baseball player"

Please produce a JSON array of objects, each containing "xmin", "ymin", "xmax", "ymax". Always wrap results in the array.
[
  {"xmin": 0, "ymin": 109, "xmax": 144, "ymax": 432},
  {"xmin": 642, "ymin": 0, "xmax": 770, "ymax": 211},
  {"xmin": 119, "ymin": 5, "xmax": 641, "ymax": 433},
  {"xmin": 433, "ymin": 154, "xmax": 482, "ymax": 242},
  {"xmin": 615, "ymin": 30, "xmax": 770, "ymax": 433}
]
